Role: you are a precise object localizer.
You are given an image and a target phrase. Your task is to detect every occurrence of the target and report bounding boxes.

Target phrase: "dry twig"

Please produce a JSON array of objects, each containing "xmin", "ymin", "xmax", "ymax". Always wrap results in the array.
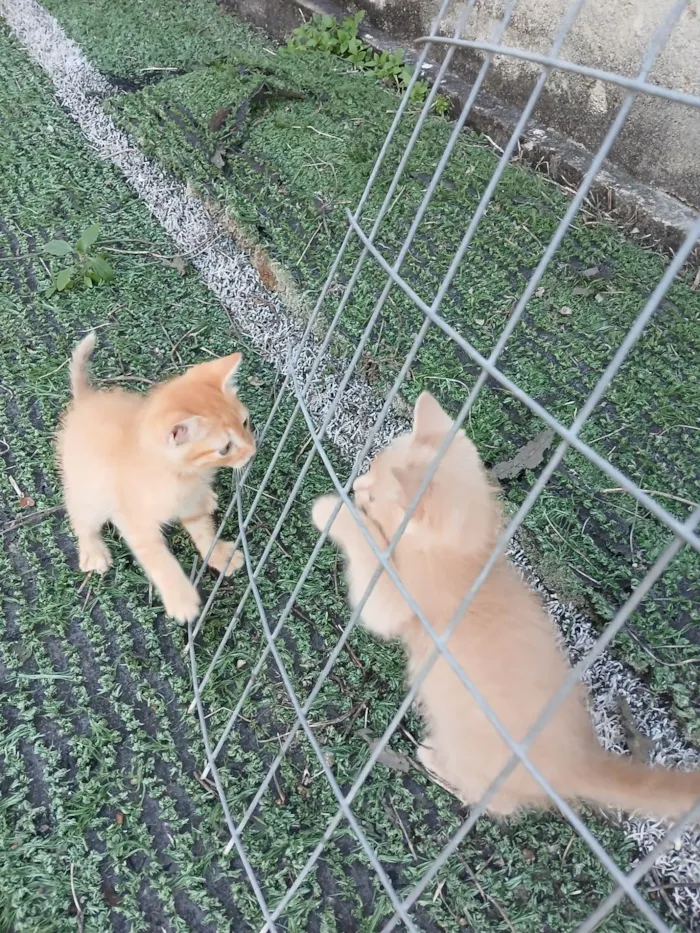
[
  {"xmin": 1, "ymin": 505, "xmax": 64, "ymax": 536},
  {"xmin": 70, "ymin": 863, "xmax": 84, "ymax": 933}
]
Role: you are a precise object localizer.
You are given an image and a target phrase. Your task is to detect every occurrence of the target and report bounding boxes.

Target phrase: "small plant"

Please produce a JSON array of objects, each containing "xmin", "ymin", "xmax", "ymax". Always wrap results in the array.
[
  {"xmin": 42, "ymin": 223, "xmax": 115, "ymax": 296},
  {"xmin": 432, "ymin": 93, "xmax": 452, "ymax": 117},
  {"xmin": 286, "ymin": 11, "xmax": 451, "ymax": 113}
]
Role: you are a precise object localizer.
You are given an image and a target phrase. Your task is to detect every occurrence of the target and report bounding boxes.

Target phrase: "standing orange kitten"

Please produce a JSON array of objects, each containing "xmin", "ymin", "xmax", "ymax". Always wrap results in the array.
[
  {"xmin": 312, "ymin": 392, "xmax": 700, "ymax": 819},
  {"xmin": 57, "ymin": 332, "xmax": 256, "ymax": 622}
]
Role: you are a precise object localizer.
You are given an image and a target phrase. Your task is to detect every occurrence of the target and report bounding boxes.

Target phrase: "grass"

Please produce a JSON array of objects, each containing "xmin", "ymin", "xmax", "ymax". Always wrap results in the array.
[
  {"xmin": 0, "ymin": 2, "xmax": 696, "ymax": 932},
  {"xmin": 40, "ymin": 0, "xmax": 700, "ymax": 738}
]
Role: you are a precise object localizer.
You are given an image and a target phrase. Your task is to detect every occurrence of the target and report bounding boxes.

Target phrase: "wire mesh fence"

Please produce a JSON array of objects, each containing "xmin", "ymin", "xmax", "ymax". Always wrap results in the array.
[{"xmin": 185, "ymin": 1, "xmax": 700, "ymax": 930}]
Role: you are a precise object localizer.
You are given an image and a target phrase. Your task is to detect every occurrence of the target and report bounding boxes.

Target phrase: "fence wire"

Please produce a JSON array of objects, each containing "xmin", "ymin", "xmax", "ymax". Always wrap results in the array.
[{"xmin": 186, "ymin": 1, "xmax": 700, "ymax": 930}]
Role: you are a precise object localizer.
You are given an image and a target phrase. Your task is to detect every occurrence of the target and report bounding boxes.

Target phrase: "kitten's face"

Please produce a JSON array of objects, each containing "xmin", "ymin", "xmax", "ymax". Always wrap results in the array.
[
  {"xmin": 185, "ymin": 390, "xmax": 255, "ymax": 472},
  {"xmin": 353, "ymin": 393, "xmax": 485, "ymax": 538},
  {"xmin": 353, "ymin": 436, "xmax": 413, "ymax": 540},
  {"xmin": 156, "ymin": 353, "xmax": 256, "ymax": 472}
]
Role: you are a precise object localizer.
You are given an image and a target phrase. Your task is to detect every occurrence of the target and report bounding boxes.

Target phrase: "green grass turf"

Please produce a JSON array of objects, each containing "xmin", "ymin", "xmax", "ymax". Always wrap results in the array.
[
  {"xmin": 0, "ymin": 13, "xmax": 688, "ymax": 933},
  {"xmin": 40, "ymin": 0, "xmax": 700, "ymax": 741}
]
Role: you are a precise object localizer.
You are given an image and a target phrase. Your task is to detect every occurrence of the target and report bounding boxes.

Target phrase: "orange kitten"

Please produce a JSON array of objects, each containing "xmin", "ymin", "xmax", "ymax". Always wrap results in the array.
[
  {"xmin": 312, "ymin": 392, "xmax": 700, "ymax": 819},
  {"xmin": 57, "ymin": 332, "xmax": 256, "ymax": 622}
]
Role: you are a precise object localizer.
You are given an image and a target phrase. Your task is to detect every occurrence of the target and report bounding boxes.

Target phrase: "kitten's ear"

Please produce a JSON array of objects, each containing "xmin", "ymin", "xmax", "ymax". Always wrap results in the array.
[
  {"xmin": 413, "ymin": 391, "xmax": 453, "ymax": 442},
  {"xmin": 168, "ymin": 416, "xmax": 205, "ymax": 447},
  {"xmin": 391, "ymin": 464, "xmax": 427, "ymax": 517},
  {"xmin": 391, "ymin": 466, "xmax": 411, "ymax": 499},
  {"xmin": 219, "ymin": 352, "xmax": 242, "ymax": 394}
]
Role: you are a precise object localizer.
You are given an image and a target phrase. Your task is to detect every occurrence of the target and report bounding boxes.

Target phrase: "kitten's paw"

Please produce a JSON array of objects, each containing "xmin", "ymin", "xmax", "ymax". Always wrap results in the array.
[
  {"xmin": 79, "ymin": 540, "xmax": 112, "ymax": 574},
  {"xmin": 202, "ymin": 489, "xmax": 219, "ymax": 515},
  {"xmin": 417, "ymin": 744, "xmax": 441, "ymax": 775},
  {"xmin": 163, "ymin": 579, "xmax": 201, "ymax": 624},
  {"xmin": 311, "ymin": 494, "xmax": 341, "ymax": 533},
  {"xmin": 208, "ymin": 541, "xmax": 244, "ymax": 576}
]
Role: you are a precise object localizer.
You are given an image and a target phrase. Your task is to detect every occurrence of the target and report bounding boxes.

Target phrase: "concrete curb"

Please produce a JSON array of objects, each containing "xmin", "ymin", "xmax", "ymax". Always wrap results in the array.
[{"xmin": 227, "ymin": 0, "xmax": 699, "ymax": 260}]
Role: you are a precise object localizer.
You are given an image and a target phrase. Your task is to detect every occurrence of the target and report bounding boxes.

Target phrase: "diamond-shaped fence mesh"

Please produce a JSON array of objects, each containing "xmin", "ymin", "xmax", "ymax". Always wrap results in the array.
[{"xmin": 184, "ymin": 1, "xmax": 700, "ymax": 930}]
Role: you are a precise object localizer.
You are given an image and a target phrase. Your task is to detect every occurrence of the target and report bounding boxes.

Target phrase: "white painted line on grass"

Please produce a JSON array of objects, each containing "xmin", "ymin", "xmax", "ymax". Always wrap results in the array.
[{"xmin": 1, "ymin": 0, "xmax": 698, "ymax": 922}]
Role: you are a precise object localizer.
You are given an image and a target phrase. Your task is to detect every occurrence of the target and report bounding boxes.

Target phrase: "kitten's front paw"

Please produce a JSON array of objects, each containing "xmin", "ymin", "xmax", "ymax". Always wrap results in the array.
[
  {"xmin": 311, "ymin": 494, "xmax": 341, "ymax": 533},
  {"xmin": 202, "ymin": 489, "xmax": 219, "ymax": 515},
  {"xmin": 79, "ymin": 540, "xmax": 112, "ymax": 574},
  {"xmin": 162, "ymin": 579, "xmax": 201, "ymax": 623},
  {"xmin": 208, "ymin": 541, "xmax": 244, "ymax": 576}
]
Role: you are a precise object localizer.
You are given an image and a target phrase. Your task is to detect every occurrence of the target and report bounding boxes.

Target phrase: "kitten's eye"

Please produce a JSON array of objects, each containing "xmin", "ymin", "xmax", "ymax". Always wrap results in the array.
[{"xmin": 219, "ymin": 441, "xmax": 233, "ymax": 456}]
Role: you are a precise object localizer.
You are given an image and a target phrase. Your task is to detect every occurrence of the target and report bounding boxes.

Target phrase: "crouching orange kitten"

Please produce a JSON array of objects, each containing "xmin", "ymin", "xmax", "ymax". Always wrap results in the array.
[
  {"xmin": 312, "ymin": 392, "xmax": 700, "ymax": 819},
  {"xmin": 57, "ymin": 332, "xmax": 256, "ymax": 623}
]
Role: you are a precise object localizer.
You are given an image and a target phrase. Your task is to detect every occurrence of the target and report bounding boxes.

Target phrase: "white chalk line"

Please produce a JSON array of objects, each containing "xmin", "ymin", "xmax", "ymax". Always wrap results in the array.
[{"xmin": 1, "ymin": 0, "xmax": 698, "ymax": 923}]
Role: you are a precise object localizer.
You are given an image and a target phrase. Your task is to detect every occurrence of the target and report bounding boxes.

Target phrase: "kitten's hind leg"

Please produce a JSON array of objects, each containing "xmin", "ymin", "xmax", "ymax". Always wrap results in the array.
[
  {"xmin": 181, "ymin": 505, "xmax": 243, "ymax": 577},
  {"xmin": 418, "ymin": 743, "xmax": 464, "ymax": 797},
  {"xmin": 417, "ymin": 743, "xmax": 444, "ymax": 777},
  {"xmin": 419, "ymin": 743, "xmax": 521, "ymax": 814}
]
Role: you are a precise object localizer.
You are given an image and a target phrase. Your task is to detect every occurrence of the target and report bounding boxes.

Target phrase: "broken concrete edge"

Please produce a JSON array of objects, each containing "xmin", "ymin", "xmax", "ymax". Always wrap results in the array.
[{"xmin": 224, "ymin": 0, "xmax": 700, "ymax": 266}]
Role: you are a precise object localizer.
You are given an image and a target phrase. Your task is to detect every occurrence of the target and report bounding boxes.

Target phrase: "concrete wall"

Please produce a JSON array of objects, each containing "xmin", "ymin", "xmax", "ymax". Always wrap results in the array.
[{"xmin": 349, "ymin": 0, "xmax": 700, "ymax": 209}]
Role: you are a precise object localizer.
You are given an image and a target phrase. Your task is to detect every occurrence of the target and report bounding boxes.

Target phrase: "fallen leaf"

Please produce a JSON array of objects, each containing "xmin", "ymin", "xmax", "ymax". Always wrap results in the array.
[
  {"xmin": 558, "ymin": 306, "xmax": 573, "ymax": 316},
  {"xmin": 209, "ymin": 105, "xmax": 232, "ymax": 133},
  {"xmin": 115, "ymin": 812, "xmax": 124, "ymax": 826},
  {"xmin": 535, "ymin": 286, "xmax": 545, "ymax": 298},
  {"xmin": 101, "ymin": 881, "xmax": 122, "ymax": 907},
  {"xmin": 211, "ymin": 82, "xmax": 306, "ymax": 150},
  {"xmin": 572, "ymin": 286, "xmax": 592, "ymax": 296},
  {"xmin": 253, "ymin": 250, "xmax": 277, "ymax": 291},
  {"xmin": 474, "ymin": 318, "xmax": 485, "ymax": 326},
  {"xmin": 162, "ymin": 255, "xmax": 187, "ymax": 276},
  {"xmin": 357, "ymin": 729, "xmax": 411, "ymax": 773},
  {"xmin": 19, "ymin": 496, "xmax": 35, "ymax": 508},
  {"xmin": 490, "ymin": 429, "xmax": 556, "ymax": 481},
  {"xmin": 247, "ymin": 375, "xmax": 264, "ymax": 387},
  {"xmin": 617, "ymin": 696, "xmax": 655, "ymax": 762},
  {"xmin": 375, "ymin": 745, "xmax": 411, "ymax": 773},
  {"xmin": 581, "ymin": 266, "xmax": 600, "ymax": 278},
  {"xmin": 210, "ymin": 148, "xmax": 226, "ymax": 169}
]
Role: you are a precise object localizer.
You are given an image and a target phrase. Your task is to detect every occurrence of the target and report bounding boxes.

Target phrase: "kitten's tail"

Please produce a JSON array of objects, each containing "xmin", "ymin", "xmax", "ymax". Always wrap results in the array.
[
  {"xmin": 70, "ymin": 331, "xmax": 97, "ymax": 400},
  {"xmin": 576, "ymin": 753, "xmax": 700, "ymax": 820}
]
